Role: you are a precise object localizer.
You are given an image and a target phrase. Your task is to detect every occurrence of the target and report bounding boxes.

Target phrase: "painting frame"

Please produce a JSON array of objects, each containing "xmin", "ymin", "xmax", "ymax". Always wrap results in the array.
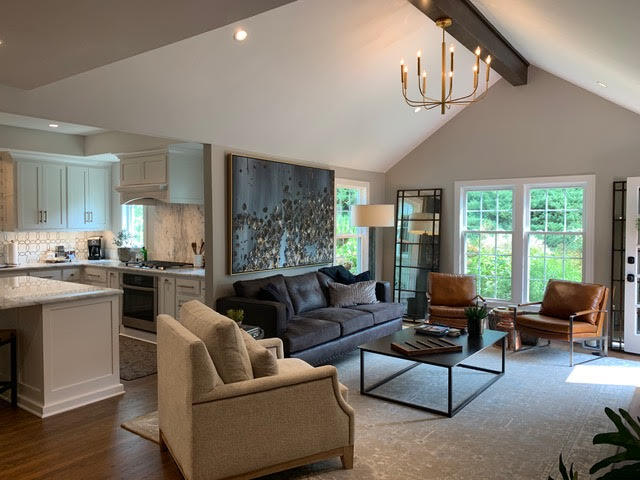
[{"xmin": 227, "ymin": 153, "xmax": 335, "ymax": 275}]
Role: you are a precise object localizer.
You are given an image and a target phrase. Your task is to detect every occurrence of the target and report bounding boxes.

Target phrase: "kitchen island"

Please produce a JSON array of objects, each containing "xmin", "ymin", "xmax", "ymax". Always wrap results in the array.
[{"xmin": 0, "ymin": 276, "xmax": 123, "ymax": 417}]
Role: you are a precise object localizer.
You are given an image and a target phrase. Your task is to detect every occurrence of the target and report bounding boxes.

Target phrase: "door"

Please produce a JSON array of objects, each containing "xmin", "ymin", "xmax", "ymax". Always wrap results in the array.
[
  {"xmin": 88, "ymin": 167, "xmax": 108, "ymax": 228},
  {"xmin": 624, "ymin": 176, "xmax": 640, "ymax": 354},
  {"xmin": 67, "ymin": 166, "xmax": 88, "ymax": 229},
  {"xmin": 41, "ymin": 163, "xmax": 66, "ymax": 229},
  {"xmin": 18, "ymin": 162, "xmax": 41, "ymax": 229}
]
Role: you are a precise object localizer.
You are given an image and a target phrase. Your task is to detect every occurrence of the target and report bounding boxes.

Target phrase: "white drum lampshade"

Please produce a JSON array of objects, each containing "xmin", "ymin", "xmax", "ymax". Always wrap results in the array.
[{"xmin": 350, "ymin": 204, "xmax": 395, "ymax": 227}]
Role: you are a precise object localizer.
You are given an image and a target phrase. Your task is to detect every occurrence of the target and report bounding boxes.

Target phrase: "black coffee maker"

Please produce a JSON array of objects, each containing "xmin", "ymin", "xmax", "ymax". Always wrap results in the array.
[{"xmin": 87, "ymin": 236, "xmax": 103, "ymax": 260}]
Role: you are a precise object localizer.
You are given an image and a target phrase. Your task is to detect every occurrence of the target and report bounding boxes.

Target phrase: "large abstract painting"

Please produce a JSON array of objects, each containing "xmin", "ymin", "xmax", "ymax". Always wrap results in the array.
[{"xmin": 228, "ymin": 154, "xmax": 335, "ymax": 274}]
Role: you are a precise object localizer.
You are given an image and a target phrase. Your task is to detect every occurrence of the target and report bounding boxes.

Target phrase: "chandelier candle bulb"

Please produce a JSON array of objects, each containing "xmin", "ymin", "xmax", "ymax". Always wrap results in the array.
[{"xmin": 486, "ymin": 55, "xmax": 491, "ymax": 83}]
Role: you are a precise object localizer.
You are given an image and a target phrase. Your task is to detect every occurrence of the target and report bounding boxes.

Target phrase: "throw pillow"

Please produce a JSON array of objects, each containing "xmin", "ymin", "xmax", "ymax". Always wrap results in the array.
[
  {"xmin": 240, "ymin": 330, "xmax": 279, "ymax": 378},
  {"xmin": 328, "ymin": 280, "xmax": 378, "ymax": 308},
  {"xmin": 180, "ymin": 300, "xmax": 253, "ymax": 384},
  {"xmin": 258, "ymin": 283, "xmax": 293, "ymax": 321},
  {"xmin": 354, "ymin": 270, "xmax": 371, "ymax": 282},
  {"xmin": 319, "ymin": 265, "xmax": 356, "ymax": 284}
]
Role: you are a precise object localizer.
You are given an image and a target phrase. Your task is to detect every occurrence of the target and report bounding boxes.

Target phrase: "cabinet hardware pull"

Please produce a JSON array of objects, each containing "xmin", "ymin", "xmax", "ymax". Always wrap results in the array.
[
  {"xmin": 44, "ymin": 210, "xmax": 48, "ymax": 223},
  {"xmin": 179, "ymin": 285, "xmax": 195, "ymax": 289},
  {"xmin": 38, "ymin": 210, "xmax": 42, "ymax": 223}
]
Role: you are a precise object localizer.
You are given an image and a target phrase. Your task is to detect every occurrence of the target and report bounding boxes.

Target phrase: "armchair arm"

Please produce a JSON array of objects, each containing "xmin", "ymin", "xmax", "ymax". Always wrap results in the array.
[
  {"xmin": 517, "ymin": 301, "xmax": 543, "ymax": 307},
  {"xmin": 570, "ymin": 309, "xmax": 607, "ymax": 319},
  {"xmin": 257, "ymin": 337, "xmax": 284, "ymax": 359},
  {"xmin": 216, "ymin": 296, "xmax": 287, "ymax": 338},
  {"xmin": 376, "ymin": 281, "xmax": 392, "ymax": 302}
]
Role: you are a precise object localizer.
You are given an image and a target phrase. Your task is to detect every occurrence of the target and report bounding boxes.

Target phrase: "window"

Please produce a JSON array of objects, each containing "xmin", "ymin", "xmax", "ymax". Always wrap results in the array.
[
  {"xmin": 121, "ymin": 205, "xmax": 145, "ymax": 248},
  {"xmin": 335, "ymin": 180, "xmax": 369, "ymax": 274},
  {"xmin": 463, "ymin": 189, "xmax": 513, "ymax": 301},
  {"xmin": 455, "ymin": 176, "xmax": 594, "ymax": 304}
]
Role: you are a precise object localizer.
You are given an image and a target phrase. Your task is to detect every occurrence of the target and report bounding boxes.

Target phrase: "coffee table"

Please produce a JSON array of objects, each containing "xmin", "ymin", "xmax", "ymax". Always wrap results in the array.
[{"xmin": 359, "ymin": 328, "xmax": 507, "ymax": 417}]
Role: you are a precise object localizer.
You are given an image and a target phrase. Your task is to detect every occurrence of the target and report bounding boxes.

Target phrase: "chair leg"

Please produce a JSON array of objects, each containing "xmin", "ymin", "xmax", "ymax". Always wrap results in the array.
[
  {"xmin": 569, "ymin": 333, "xmax": 574, "ymax": 368},
  {"xmin": 341, "ymin": 445, "xmax": 354, "ymax": 470}
]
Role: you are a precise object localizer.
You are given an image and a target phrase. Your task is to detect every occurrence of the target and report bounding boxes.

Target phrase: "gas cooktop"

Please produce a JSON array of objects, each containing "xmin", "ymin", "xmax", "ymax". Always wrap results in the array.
[{"xmin": 124, "ymin": 260, "xmax": 194, "ymax": 270}]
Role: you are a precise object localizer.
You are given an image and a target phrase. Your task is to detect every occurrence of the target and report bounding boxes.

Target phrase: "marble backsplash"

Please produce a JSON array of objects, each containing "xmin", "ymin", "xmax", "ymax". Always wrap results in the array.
[
  {"xmin": 0, "ymin": 230, "xmax": 114, "ymax": 264},
  {"xmin": 147, "ymin": 203, "xmax": 204, "ymax": 263}
]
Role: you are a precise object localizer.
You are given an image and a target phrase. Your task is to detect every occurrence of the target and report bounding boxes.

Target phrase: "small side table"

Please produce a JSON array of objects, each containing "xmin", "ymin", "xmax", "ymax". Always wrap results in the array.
[
  {"xmin": 0, "ymin": 329, "xmax": 17, "ymax": 407},
  {"xmin": 488, "ymin": 307, "xmax": 538, "ymax": 351},
  {"xmin": 241, "ymin": 324, "xmax": 265, "ymax": 340}
]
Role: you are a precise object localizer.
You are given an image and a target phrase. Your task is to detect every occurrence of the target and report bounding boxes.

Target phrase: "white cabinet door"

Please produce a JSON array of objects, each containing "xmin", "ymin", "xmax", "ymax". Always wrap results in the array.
[
  {"xmin": 158, "ymin": 276, "xmax": 176, "ymax": 317},
  {"xmin": 120, "ymin": 153, "xmax": 167, "ymax": 186},
  {"xmin": 107, "ymin": 270, "xmax": 121, "ymax": 289},
  {"xmin": 18, "ymin": 162, "xmax": 41, "ymax": 229},
  {"xmin": 624, "ymin": 176, "xmax": 640, "ymax": 354},
  {"xmin": 88, "ymin": 167, "xmax": 108, "ymax": 229},
  {"xmin": 41, "ymin": 164, "xmax": 66, "ymax": 229},
  {"xmin": 67, "ymin": 166, "xmax": 88, "ymax": 229},
  {"xmin": 30, "ymin": 269, "xmax": 63, "ymax": 280}
]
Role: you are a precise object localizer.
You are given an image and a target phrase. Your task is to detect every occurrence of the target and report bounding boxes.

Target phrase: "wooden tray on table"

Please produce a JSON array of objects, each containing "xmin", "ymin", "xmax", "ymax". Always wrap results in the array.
[{"xmin": 391, "ymin": 335, "xmax": 462, "ymax": 356}]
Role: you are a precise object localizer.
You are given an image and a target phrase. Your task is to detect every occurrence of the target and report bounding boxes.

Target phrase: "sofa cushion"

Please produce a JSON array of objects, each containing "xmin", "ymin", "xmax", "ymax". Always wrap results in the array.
[
  {"xmin": 284, "ymin": 317, "xmax": 341, "ymax": 353},
  {"xmin": 258, "ymin": 283, "xmax": 293, "ymax": 322},
  {"xmin": 429, "ymin": 305, "xmax": 468, "ymax": 319},
  {"xmin": 234, "ymin": 274, "xmax": 294, "ymax": 315},
  {"xmin": 241, "ymin": 329, "xmax": 279, "ymax": 378},
  {"xmin": 285, "ymin": 272, "xmax": 328, "ymax": 314},
  {"xmin": 299, "ymin": 307, "xmax": 374, "ymax": 335},
  {"xmin": 539, "ymin": 280, "xmax": 605, "ymax": 325},
  {"xmin": 328, "ymin": 280, "xmax": 377, "ymax": 307},
  {"xmin": 429, "ymin": 273, "xmax": 476, "ymax": 307},
  {"xmin": 180, "ymin": 300, "xmax": 253, "ymax": 384},
  {"xmin": 349, "ymin": 302, "xmax": 404, "ymax": 324},
  {"xmin": 517, "ymin": 313, "xmax": 598, "ymax": 335}
]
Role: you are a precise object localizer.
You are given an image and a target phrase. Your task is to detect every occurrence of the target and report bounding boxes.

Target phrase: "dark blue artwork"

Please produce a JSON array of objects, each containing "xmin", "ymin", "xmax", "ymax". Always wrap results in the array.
[{"xmin": 229, "ymin": 154, "xmax": 335, "ymax": 274}]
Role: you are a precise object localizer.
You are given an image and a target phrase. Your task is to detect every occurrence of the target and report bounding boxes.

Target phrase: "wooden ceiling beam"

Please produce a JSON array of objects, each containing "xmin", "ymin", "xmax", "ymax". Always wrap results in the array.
[{"xmin": 408, "ymin": 0, "xmax": 529, "ymax": 86}]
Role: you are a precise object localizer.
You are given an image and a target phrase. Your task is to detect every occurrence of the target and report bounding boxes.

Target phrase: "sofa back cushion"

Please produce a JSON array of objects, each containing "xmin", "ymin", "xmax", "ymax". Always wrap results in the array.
[
  {"xmin": 241, "ymin": 330, "xmax": 279, "ymax": 378},
  {"xmin": 539, "ymin": 280, "xmax": 606, "ymax": 325},
  {"xmin": 329, "ymin": 280, "xmax": 378, "ymax": 307},
  {"xmin": 234, "ymin": 274, "xmax": 294, "ymax": 314},
  {"xmin": 285, "ymin": 272, "xmax": 328, "ymax": 314},
  {"xmin": 429, "ymin": 272, "xmax": 476, "ymax": 307},
  {"xmin": 180, "ymin": 300, "xmax": 254, "ymax": 384}
]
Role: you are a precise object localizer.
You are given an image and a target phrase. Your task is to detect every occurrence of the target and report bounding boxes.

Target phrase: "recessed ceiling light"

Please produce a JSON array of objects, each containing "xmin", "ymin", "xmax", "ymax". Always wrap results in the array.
[
  {"xmin": 0, "ymin": 39, "xmax": 4, "ymax": 46},
  {"xmin": 596, "ymin": 81, "xmax": 607, "ymax": 88},
  {"xmin": 48, "ymin": 123, "xmax": 59, "ymax": 128},
  {"xmin": 234, "ymin": 29, "xmax": 248, "ymax": 42},
  {"xmin": 414, "ymin": 107, "xmax": 422, "ymax": 113}
]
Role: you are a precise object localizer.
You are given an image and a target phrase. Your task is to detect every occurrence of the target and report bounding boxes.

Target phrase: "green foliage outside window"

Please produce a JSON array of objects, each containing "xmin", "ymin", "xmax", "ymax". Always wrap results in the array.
[{"xmin": 335, "ymin": 187, "xmax": 363, "ymax": 273}]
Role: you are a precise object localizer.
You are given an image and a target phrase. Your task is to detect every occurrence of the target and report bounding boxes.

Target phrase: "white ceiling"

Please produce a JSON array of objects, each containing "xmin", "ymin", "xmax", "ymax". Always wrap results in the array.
[
  {"xmin": 0, "ymin": 0, "xmax": 499, "ymax": 173},
  {"xmin": 471, "ymin": 0, "xmax": 640, "ymax": 115},
  {"xmin": 0, "ymin": 112, "xmax": 105, "ymax": 135}
]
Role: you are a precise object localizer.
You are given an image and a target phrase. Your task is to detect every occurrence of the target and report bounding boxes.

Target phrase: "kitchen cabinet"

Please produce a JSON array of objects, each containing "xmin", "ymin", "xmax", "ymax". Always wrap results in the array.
[
  {"xmin": 158, "ymin": 276, "xmax": 176, "ymax": 317},
  {"xmin": 83, "ymin": 267, "xmax": 108, "ymax": 287},
  {"xmin": 18, "ymin": 162, "xmax": 66, "ymax": 230},
  {"xmin": 62, "ymin": 268, "xmax": 81, "ymax": 282},
  {"xmin": 107, "ymin": 270, "xmax": 121, "ymax": 289},
  {"xmin": 119, "ymin": 152, "xmax": 167, "ymax": 186},
  {"xmin": 67, "ymin": 165, "xmax": 109, "ymax": 230},
  {"xmin": 175, "ymin": 278, "xmax": 205, "ymax": 319},
  {"xmin": 30, "ymin": 269, "xmax": 63, "ymax": 281}
]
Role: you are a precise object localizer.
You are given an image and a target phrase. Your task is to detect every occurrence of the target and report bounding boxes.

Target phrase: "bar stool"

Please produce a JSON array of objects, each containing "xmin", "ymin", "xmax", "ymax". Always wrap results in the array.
[{"xmin": 0, "ymin": 329, "xmax": 17, "ymax": 407}]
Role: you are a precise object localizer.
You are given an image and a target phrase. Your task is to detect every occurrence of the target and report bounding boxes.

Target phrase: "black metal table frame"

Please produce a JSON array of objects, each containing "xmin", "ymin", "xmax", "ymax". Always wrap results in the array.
[{"xmin": 360, "ymin": 336, "xmax": 505, "ymax": 418}]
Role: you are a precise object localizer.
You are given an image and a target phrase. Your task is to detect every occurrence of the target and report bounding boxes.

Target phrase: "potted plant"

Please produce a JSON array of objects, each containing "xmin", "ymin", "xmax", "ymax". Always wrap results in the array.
[
  {"xmin": 113, "ymin": 231, "xmax": 134, "ymax": 262},
  {"xmin": 226, "ymin": 309, "xmax": 244, "ymax": 326},
  {"xmin": 464, "ymin": 303, "xmax": 488, "ymax": 337}
]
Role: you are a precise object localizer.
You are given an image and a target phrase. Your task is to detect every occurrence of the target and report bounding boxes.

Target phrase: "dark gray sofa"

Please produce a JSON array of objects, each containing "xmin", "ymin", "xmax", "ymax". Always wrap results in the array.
[{"xmin": 216, "ymin": 270, "xmax": 403, "ymax": 365}]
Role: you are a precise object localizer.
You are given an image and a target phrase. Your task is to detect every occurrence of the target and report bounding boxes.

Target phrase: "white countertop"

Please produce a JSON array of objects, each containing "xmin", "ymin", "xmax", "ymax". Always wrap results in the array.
[
  {"xmin": 0, "ymin": 276, "xmax": 122, "ymax": 310},
  {"xmin": 0, "ymin": 260, "xmax": 205, "ymax": 278}
]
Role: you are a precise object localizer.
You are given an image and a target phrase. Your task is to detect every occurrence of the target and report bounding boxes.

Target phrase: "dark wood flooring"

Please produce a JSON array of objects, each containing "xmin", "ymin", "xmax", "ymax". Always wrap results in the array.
[{"xmin": 0, "ymin": 375, "xmax": 183, "ymax": 480}]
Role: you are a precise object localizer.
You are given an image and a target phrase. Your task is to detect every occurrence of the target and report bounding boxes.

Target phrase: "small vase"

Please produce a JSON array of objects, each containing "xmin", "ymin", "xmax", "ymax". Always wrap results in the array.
[{"xmin": 467, "ymin": 317, "xmax": 486, "ymax": 337}]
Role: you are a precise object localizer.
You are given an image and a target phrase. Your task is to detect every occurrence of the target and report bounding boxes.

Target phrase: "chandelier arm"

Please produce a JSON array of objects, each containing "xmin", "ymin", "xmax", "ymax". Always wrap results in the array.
[
  {"xmin": 402, "ymin": 88, "xmax": 441, "ymax": 107},
  {"xmin": 417, "ymin": 81, "xmax": 441, "ymax": 102},
  {"xmin": 450, "ymin": 84, "xmax": 479, "ymax": 102}
]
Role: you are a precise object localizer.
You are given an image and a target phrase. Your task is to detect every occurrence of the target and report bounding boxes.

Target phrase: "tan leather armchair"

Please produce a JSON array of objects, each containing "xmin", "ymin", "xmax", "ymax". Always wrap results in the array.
[
  {"xmin": 513, "ymin": 280, "xmax": 609, "ymax": 367},
  {"xmin": 427, "ymin": 272, "xmax": 485, "ymax": 328},
  {"xmin": 157, "ymin": 314, "xmax": 355, "ymax": 480}
]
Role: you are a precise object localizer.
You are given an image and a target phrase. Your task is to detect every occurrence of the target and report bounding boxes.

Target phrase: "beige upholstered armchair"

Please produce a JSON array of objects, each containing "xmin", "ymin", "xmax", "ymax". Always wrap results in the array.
[{"xmin": 157, "ymin": 312, "xmax": 355, "ymax": 480}]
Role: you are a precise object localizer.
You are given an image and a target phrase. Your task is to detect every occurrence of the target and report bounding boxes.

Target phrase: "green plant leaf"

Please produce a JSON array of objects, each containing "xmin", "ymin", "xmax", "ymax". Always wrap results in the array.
[
  {"xmin": 590, "ymin": 408, "xmax": 640, "ymax": 476},
  {"xmin": 594, "ymin": 463, "xmax": 640, "ymax": 480}
]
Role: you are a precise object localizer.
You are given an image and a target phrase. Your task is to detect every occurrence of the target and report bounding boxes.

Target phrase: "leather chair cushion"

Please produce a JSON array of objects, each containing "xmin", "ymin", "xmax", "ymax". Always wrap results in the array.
[
  {"xmin": 429, "ymin": 273, "xmax": 476, "ymax": 307},
  {"xmin": 539, "ymin": 280, "xmax": 605, "ymax": 325},
  {"xmin": 517, "ymin": 313, "xmax": 597, "ymax": 334},
  {"xmin": 285, "ymin": 272, "xmax": 328, "ymax": 314},
  {"xmin": 299, "ymin": 308, "xmax": 374, "ymax": 335},
  {"xmin": 429, "ymin": 305, "xmax": 468, "ymax": 319},
  {"xmin": 284, "ymin": 317, "xmax": 341, "ymax": 353},
  {"xmin": 349, "ymin": 302, "xmax": 404, "ymax": 324}
]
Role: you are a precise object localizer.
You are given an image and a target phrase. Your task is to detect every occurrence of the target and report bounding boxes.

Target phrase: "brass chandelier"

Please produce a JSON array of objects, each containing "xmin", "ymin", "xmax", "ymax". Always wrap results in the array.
[{"xmin": 400, "ymin": 17, "xmax": 492, "ymax": 114}]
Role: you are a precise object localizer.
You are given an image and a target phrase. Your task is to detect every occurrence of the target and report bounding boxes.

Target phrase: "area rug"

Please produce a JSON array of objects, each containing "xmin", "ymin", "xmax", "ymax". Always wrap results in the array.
[
  {"xmin": 119, "ymin": 335, "xmax": 157, "ymax": 381},
  {"xmin": 121, "ymin": 347, "xmax": 639, "ymax": 479}
]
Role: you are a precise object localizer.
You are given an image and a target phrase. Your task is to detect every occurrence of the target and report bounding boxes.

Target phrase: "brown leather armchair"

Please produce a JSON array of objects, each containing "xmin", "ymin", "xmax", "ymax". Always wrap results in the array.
[
  {"xmin": 514, "ymin": 279, "xmax": 609, "ymax": 367},
  {"xmin": 426, "ymin": 272, "xmax": 485, "ymax": 328}
]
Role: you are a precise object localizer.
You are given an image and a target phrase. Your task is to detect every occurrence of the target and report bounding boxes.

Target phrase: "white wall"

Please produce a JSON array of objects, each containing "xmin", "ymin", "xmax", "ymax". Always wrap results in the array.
[
  {"xmin": 384, "ymin": 67, "xmax": 640, "ymax": 289},
  {"xmin": 0, "ymin": 124, "xmax": 84, "ymax": 155}
]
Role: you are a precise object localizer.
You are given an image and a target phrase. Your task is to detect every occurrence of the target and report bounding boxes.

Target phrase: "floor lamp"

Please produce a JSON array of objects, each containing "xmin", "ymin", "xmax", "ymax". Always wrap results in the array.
[{"xmin": 350, "ymin": 204, "xmax": 395, "ymax": 279}]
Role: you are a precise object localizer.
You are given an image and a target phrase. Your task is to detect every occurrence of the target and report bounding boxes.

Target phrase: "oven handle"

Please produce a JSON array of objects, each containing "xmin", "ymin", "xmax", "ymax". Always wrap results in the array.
[{"xmin": 123, "ymin": 285, "xmax": 156, "ymax": 293}]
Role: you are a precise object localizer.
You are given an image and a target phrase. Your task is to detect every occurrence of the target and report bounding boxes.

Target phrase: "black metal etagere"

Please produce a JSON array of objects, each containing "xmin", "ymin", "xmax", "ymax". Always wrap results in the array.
[
  {"xmin": 393, "ymin": 188, "xmax": 442, "ymax": 320},
  {"xmin": 610, "ymin": 181, "xmax": 626, "ymax": 350}
]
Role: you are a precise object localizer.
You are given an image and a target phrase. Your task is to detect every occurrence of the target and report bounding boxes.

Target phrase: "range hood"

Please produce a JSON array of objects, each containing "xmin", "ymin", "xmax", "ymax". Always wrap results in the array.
[{"xmin": 115, "ymin": 143, "xmax": 203, "ymax": 206}]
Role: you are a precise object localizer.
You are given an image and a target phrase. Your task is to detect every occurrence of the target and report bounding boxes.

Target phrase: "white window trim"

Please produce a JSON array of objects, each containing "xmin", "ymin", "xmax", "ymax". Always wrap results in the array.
[
  {"xmin": 454, "ymin": 175, "xmax": 595, "ymax": 305},
  {"xmin": 335, "ymin": 178, "xmax": 370, "ymax": 272}
]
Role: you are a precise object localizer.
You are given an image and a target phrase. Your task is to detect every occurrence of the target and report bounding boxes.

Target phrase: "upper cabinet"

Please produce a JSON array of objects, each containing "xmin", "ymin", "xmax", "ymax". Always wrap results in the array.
[
  {"xmin": 116, "ymin": 143, "xmax": 203, "ymax": 205},
  {"xmin": 18, "ymin": 161, "xmax": 66, "ymax": 230},
  {"xmin": 67, "ymin": 165, "xmax": 110, "ymax": 230}
]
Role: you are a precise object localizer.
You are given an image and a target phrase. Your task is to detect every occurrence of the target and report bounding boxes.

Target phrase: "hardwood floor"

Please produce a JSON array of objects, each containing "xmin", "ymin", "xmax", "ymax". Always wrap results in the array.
[{"xmin": 0, "ymin": 375, "xmax": 183, "ymax": 480}]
